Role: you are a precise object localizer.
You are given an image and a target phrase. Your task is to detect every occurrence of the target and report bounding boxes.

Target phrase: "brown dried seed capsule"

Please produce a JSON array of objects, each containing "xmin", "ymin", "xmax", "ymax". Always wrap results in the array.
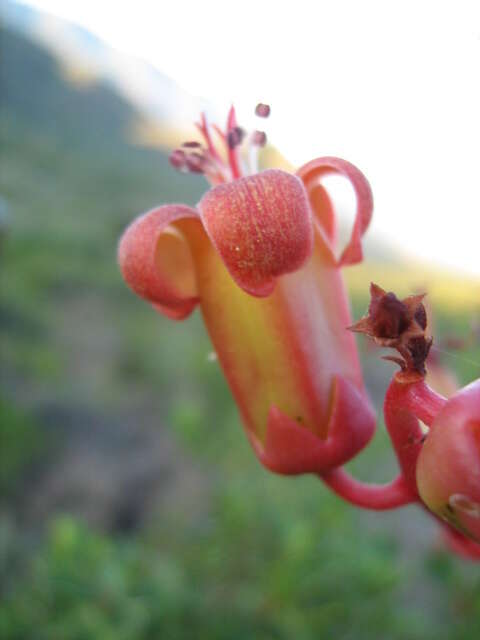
[
  {"xmin": 369, "ymin": 292, "xmax": 409, "ymax": 339},
  {"xmin": 414, "ymin": 303, "xmax": 427, "ymax": 330},
  {"xmin": 407, "ymin": 335, "xmax": 433, "ymax": 374}
]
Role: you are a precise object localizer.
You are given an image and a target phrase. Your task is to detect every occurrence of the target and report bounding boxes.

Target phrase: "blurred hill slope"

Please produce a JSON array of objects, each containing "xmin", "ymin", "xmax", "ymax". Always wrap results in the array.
[
  {"xmin": 1, "ymin": 0, "xmax": 210, "ymax": 147},
  {"xmin": 1, "ymin": 26, "xmax": 139, "ymax": 150},
  {"xmin": 1, "ymin": 23, "xmax": 208, "ymax": 530}
]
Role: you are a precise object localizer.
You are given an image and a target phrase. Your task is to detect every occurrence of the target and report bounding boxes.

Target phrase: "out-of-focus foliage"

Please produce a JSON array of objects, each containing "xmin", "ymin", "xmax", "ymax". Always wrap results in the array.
[
  {"xmin": 0, "ymin": 398, "xmax": 43, "ymax": 495},
  {"xmin": 2, "ymin": 24, "xmax": 480, "ymax": 640}
]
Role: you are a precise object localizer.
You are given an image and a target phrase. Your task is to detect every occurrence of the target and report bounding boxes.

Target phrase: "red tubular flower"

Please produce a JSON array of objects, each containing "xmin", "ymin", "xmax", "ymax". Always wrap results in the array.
[{"xmin": 118, "ymin": 105, "xmax": 376, "ymax": 474}]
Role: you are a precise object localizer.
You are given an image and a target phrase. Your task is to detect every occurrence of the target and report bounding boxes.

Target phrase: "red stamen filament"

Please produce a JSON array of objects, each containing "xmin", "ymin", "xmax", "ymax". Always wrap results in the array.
[{"xmin": 169, "ymin": 102, "xmax": 270, "ymax": 185}]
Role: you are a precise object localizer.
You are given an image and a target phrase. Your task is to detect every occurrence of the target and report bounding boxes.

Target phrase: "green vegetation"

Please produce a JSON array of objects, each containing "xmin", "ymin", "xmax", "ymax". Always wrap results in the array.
[{"xmin": 2, "ymin": 25, "xmax": 480, "ymax": 640}]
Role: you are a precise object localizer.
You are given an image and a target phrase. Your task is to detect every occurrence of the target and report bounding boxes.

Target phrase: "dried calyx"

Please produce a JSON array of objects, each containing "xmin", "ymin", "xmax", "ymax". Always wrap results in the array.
[
  {"xmin": 168, "ymin": 103, "xmax": 270, "ymax": 185},
  {"xmin": 350, "ymin": 283, "xmax": 432, "ymax": 381}
]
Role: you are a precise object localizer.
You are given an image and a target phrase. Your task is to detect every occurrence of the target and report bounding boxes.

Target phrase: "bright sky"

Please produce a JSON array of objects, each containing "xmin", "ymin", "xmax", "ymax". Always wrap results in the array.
[{"xmin": 22, "ymin": 0, "xmax": 480, "ymax": 276}]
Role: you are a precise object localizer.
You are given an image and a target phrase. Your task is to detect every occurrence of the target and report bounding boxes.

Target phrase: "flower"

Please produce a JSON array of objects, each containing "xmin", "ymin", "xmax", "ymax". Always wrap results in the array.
[{"xmin": 118, "ymin": 105, "xmax": 376, "ymax": 474}]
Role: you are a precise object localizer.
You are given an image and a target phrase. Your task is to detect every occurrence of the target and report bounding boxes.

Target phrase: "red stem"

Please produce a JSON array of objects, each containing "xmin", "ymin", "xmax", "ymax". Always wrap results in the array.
[
  {"xmin": 384, "ymin": 376, "xmax": 447, "ymax": 495},
  {"xmin": 393, "ymin": 378, "xmax": 447, "ymax": 427},
  {"xmin": 319, "ymin": 376, "xmax": 446, "ymax": 511},
  {"xmin": 319, "ymin": 374, "xmax": 480, "ymax": 560},
  {"xmin": 320, "ymin": 468, "xmax": 416, "ymax": 510}
]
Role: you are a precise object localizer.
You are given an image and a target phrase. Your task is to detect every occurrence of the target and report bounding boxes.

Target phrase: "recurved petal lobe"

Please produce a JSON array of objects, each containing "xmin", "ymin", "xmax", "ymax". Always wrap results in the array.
[{"xmin": 118, "ymin": 204, "xmax": 201, "ymax": 320}]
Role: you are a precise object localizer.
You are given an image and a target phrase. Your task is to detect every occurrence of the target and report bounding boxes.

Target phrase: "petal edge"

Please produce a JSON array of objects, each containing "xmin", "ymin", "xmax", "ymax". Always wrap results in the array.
[{"xmin": 118, "ymin": 204, "xmax": 201, "ymax": 320}]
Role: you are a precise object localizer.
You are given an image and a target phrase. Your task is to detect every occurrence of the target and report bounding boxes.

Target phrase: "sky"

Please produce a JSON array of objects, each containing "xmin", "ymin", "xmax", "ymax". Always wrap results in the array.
[{"xmin": 20, "ymin": 0, "xmax": 480, "ymax": 276}]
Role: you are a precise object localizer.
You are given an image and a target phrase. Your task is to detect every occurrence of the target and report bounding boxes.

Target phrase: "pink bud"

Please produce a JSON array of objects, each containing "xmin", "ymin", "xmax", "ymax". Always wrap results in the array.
[{"xmin": 417, "ymin": 379, "xmax": 480, "ymax": 543}]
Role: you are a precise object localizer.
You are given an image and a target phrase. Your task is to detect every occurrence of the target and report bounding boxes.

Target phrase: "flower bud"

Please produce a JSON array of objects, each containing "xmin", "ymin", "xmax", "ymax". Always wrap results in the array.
[{"xmin": 416, "ymin": 380, "xmax": 480, "ymax": 542}]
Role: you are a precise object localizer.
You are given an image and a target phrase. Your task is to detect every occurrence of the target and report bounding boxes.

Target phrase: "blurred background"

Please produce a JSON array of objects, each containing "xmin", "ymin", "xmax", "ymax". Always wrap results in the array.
[{"xmin": 1, "ymin": 1, "xmax": 480, "ymax": 638}]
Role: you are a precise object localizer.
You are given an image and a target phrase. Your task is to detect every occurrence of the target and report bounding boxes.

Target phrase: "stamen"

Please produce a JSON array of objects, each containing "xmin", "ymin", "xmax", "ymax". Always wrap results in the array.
[
  {"xmin": 185, "ymin": 152, "xmax": 206, "ymax": 174},
  {"xmin": 212, "ymin": 124, "xmax": 226, "ymax": 142},
  {"xmin": 195, "ymin": 113, "xmax": 224, "ymax": 164},
  {"xmin": 247, "ymin": 131, "xmax": 266, "ymax": 175},
  {"xmin": 255, "ymin": 103, "xmax": 271, "ymax": 118},
  {"xmin": 171, "ymin": 103, "xmax": 271, "ymax": 183},
  {"xmin": 182, "ymin": 141, "xmax": 202, "ymax": 148},
  {"xmin": 227, "ymin": 126, "xmax": 245, "ymax": 150},
  {"xmin": 169, "ymin": 149, "xmax": 187, "ymax": 170},
  {"xmin": 252, "ymin": 130, "xmax": 267, "ymax": 147}
]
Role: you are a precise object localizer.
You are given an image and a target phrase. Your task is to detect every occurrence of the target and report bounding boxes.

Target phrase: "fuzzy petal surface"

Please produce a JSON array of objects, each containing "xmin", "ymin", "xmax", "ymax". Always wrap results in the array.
[
  {"xmin": 118, "ymin": 204, "xmax": 203, "ymax": 320},
  {"xmin": 198, "ymin": 170, "xmax": 313, "ymax": 296}
]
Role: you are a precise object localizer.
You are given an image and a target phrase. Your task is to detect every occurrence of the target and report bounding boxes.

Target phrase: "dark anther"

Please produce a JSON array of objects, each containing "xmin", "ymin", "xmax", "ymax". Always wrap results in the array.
[
  {"xmin": 227, "ymin": 126, "xmax": 245, "ymax": 149},
  {"xmin": 169, "ymin": 149, "xmax": 186, "ymax": 170},
  {"xmin": 182, "ymin": 141, "xmax": 202, "ymax": 148},
  {"xmin": 185, "ymin": 152, "xmax": 206, "ymax": 173},
  {"xmin": 255, "ymin": 103, "xmax": 271, "ymax": 118}
]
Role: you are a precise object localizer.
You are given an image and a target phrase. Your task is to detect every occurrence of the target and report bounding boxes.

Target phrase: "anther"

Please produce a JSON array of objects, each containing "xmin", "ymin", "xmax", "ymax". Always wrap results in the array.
[
  {"xmin": 169, "ymin": 149, "xmax": 186, "ymax": 170},
  {"xmin": 185, "ymin": 152, "xmax": 206, "ymax": 174},
  {"xmin": 227, "ymin": 126, "xmax": 245, "ymax": 150},
  {"xmin": 252, "ymin": 130, "xmax": 267, "ymax": 147},
  {"xmin": 255, "ymin": 103, "xmax": 270, "ymax": 118},
  {"xmin": 370, "ymin": 292, "xmax": 409, "ymax": 339},
  {"xmin": 182, "ymin": 141, "xmax": 202, "ymax": 148}
]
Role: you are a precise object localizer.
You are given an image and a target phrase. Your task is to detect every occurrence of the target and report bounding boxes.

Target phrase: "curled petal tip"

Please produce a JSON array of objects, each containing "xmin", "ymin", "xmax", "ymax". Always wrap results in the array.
[
  {"xmin": 118, "ymin": 204, "xmax": 201, "ymax": 320},
  {"xmin": 296, "ymin": 157, "xmax": 373, "ymax": 267}
]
